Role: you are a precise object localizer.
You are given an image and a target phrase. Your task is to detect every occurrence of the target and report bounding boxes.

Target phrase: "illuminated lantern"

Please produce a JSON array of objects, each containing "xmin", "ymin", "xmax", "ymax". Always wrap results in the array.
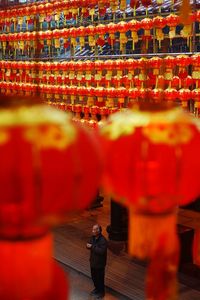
[
  {"xmin": 104, "ymin": 60, "xmax": 115, "ymax": 86},
  {"xmin": 86, "ymin": 25, "xmax": 96, "ymax": 50},
  {"xmin": 176, "ymin": 55, "xmax": 191, "ymax": 87},
  {"xmin": 81, "ymin": 105, "xmax": 90, "ymax": 126},
  {"xmin": 128, "ymin": 87, "xmax": 139, "ymax": 107},
  {"xmin": 106, "ymin": 23, "xmax": 116, "ymax": 49},
  {"xmin": 98, "ymin": 107, "xmax": 109, "ymax": 127},
  {"xmin": 192, "ymin": 88, "xmax": 200, "ymax": 117},
  {"xmin": 116, "ymin": 21, "xmax": 130, "ymax": 53},
  {"xmin": 96, "ymin": 24, "xmax": 106, "ymax": 49},
  {"xmin": 191, "ymin": 54, "xmax": 200, "ymax": 89},
  {"xmin": 122, "ymin": 75, "xmax": 131, "ymax": 89},
  {"xmin": 1, "ymin": 33, "xmax": 8, "ymax": 56},
  {"xmin": 98, "ymin": 0, "xmax": 108, "ymax": 16},
  {"xmin": 125, "ymin": 58, "xmax": 138, "ymax": 83},
  {"xmin": 164, "ymin": 56, "xmax": 176, "ymax": 88},
  {"xmin": 138, "ymin": 87, "xmax": 150, "ymax": 101},
  {"xmin": 153, "ymin": 16, "xmax": 167, "ymax": 49},
  {"xmin": 100, "ymin": 103, "xmax": 200, "ymax": 300},
  {"xmin": 0, "ymin": 95, "xmax": 102, "ymax": 300},
  {"xmin": 72, "ymin": 104, "xmax": 82, "ymax": 123},
  {"xmin": 171, "ymin": 76, "xmax": 180, "ymax": 89},
  {"xmin": 166, "ymin": 14, "xmax": 180, "ymax": 46},
  {"xmin": 106, "ymin": 87, "xmax": 118, "ymax": 107},
  {"xmin": 178, "ymin": 88, "xmax": 192, "ymax": 110},
  {"xmin": 94, "ymin": 60, "xmax": 104, "ymax": 83},
  {"xmin": 150, "ymin": 88, "xmax": 164, "ymax": 103},
  {"xmin": 87, "ymin": 87, "xmax": 95, "ymax": 106},
  {"xmin": 164, "ymin": 87, "xmax": 178, "ymax": 102},
  {"xmin": 95, "ymin": 87, "xmax": 106, "ymax": 106},
  {"xmin": 89, "ymin": 106, "xmax": 99, "ymax": 129},
  {"xmin": 115, "ymin": 59, "xmax": 125, "ymax": 78},
  {"xmin": 117, "ymin": 87, "xmax": 128, "ymax": 108},
  {"xmin": 137, "ymin": 58, "xmax": 148, "ymax": 88},
  {"xmin": 76, "ymin": 26, "xmax": 86, "ymax": 49},
  {"xmin": 184, "ymin": 75, "xmax": 193, "ymax": 89},
  {"xmin": 129, "ymin": 19, "xmax": 139, "ymax": 50},
  {"xmin": 140, "ymin": 18, "xmax": 153, "ymax": 50},
  {"xmin": 84, "ymin": 60, "xmax": 94, "ymax": 87},
  {"xmin": 53, "ymin": 29, "xmax": 62, "ymax": 51},
  {"xmin": 149, "ymin": 57, "xmax": 163, "ymax": 88}
]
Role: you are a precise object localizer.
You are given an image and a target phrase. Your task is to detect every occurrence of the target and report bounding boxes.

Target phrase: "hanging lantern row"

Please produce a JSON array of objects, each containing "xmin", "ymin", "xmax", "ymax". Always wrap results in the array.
[
  {"xmin": 0, "ymin": 0, "xmax": 187, "ymax": 27},
  {"xmin": 0, "ymin": 0, "xmax": 114, "ymax": 20},
  {"xmin": 45, "ymin": 104, "xmax": 114, "ymax": 129},
  {"xmin": 0, "ymin": 55, "xmax": 199, "ymax": 90},
  {"xmin": 0, "ymin": 13, "xmax": 196, "ymax": 54},
  {"xmin": 1, "ymin": 82, "xmax": 200, "ymax": 111}
]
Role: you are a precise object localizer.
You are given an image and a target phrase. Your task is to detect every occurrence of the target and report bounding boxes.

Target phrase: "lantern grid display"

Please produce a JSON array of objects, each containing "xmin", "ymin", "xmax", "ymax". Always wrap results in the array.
[{"xmin": 0, "ymin": 0, "xmax": 200, "ymax": 300}]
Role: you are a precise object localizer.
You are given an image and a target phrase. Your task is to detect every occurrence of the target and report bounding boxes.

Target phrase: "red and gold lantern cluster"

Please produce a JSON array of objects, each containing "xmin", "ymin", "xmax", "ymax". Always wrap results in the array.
[
  {"xmin": 0, "ymin": 12, "xmax": 197, "ymax": 57},
  {"xmin": 0, "ymin": 55, "xmax": 200, "ymax": 115},
  {"xmin": 0, "ymin": 0, "xmax": 115, "ymax": 31}
]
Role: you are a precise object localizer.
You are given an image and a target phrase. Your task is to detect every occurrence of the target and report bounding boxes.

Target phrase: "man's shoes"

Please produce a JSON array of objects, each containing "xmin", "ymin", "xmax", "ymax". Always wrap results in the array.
[
  {"xmin": 90, "ymin": 288, "xmax": 98, "ymax": 296},
  {"xmin": 96, "ymin": 292, "xmax": 105, "ymax": 298}
]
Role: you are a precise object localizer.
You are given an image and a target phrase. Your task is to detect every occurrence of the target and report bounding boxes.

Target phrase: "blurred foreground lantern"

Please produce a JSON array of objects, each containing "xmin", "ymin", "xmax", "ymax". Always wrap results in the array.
[
  {"xmin": 0, "ymin": 95, "xmax": 102, "ymax": 300},
  {"xmin": 100, "ymin": 103, "xmax": 200, "ymax": 300}
]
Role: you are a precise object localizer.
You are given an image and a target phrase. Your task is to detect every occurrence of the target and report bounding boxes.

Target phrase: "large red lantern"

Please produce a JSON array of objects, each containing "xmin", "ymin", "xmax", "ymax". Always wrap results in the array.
[
  {"xmin": 153, "ymin": 16, "xmax": 167, "ymax": 48},
  {"xmin": 0, "ymin": 95, "xmax": 102, "ymax": 300},
  {"xmin": 100, "ymin": 103, "xmax": 200, "ymax": 300}
]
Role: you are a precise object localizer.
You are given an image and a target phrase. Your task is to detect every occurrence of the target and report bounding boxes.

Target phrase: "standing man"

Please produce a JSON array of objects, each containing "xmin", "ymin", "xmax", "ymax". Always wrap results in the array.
[{"xmin": 86, "ymin": 224, "xmax": 108, "ymax": 298}]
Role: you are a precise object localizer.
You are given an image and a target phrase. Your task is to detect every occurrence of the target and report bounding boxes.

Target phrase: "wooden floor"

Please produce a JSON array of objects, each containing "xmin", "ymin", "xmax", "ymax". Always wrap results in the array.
[{"xmin": 53, "ymin": 198, "xmax": 200, "ymax": 300}]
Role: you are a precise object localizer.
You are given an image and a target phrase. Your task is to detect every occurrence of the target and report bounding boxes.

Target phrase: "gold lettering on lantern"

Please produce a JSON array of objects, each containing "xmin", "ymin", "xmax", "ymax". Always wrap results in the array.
[
  {"xmin": 24, "ymin": 125, "xmax": 76, "ymax": 150},
  {"xmin": 142, "ymin": 123, "xmax": 193, "ymax": 145}
]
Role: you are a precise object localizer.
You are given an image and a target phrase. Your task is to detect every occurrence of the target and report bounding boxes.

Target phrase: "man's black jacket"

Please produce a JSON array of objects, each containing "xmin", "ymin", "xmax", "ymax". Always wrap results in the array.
[{"xmin": 89, "ymin": 234, "xmax": 107, "ymax": 269}]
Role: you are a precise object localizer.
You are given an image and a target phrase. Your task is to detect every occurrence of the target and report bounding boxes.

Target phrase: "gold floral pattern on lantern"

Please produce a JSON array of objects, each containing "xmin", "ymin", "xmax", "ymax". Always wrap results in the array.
[
  {"xmin": 142, "ymin": 123, "xmax": 193, "ymax": 145},
  {"xmin": 24, "ymin": 124, "xmax": 76, "ymax": 150},
  {"xmin": 101, "ymin": 107, "xmax": 196, "ymax": 142},
  {"xmin": 101, "ymin": 110, "xmax": 136, "ymax": 140},
  {"xmin": 0, "ymin": 130, "xmax": 9, "ymax": 145}
]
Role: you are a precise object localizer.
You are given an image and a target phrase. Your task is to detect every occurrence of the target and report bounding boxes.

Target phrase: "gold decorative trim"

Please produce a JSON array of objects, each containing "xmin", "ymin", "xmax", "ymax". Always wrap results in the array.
[{"xmin": 101, "ymin": 107, "xmax": 199, "ymax": 143}]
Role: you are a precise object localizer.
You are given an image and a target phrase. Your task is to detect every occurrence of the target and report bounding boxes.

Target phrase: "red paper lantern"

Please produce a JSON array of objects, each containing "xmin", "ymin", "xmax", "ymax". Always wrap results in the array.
[
  {"xmin": 100, "ymin": 103, "xmax": 200, "ymax": 299},
  {"xmin": 164, "ymin": 88, "xmax": 178, "ymax": 101},
  {"xmin": 0, "ymin": 95, "xmax": 103, "ymax": 300},
  {"xmin": 0, "ymin": 96, "xmax": 102, "ymax": 239},
  {"xmin": 150, "ymin": 88, "xmax": 164, "ymax": 102},
  {"xmin": 178, "ymin": 88, "xmax": 192, "ymax": 109}
]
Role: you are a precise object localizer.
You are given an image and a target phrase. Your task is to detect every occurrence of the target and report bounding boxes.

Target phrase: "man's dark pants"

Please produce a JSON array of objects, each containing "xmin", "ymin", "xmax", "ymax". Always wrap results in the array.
[{"xmin": 91, "ymin": 267, "xmax": 105, "ymax": 294}]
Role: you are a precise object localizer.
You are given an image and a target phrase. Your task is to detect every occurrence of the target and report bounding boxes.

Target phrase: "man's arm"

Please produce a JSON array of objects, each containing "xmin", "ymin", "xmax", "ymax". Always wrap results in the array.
[
  {"xmin": 86, "ymin": 237, "xmax": 93, "ymax": 249},
  {"xmin": 92, "ymin": 238, "xmax": 107, "ymax": 255}
]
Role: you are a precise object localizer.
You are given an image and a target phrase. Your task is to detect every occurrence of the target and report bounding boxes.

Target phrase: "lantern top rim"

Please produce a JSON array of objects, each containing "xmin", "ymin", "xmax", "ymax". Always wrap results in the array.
[{"xmin": 0, "ymin": 98, "xmax": 72, "ymax": 128}]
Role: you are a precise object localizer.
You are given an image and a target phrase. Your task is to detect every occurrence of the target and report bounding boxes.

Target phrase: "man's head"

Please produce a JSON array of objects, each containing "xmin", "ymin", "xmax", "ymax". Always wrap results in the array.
[{"xmin": 92, "ymin": 224, "xmax": 102, "ymax": 237}]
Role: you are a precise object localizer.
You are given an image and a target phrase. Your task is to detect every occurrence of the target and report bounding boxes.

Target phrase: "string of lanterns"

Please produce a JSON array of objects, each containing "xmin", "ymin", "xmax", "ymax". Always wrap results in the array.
[{"xmin": 0, "ymin": 12, "xmax": 197, "ymax": 56}]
